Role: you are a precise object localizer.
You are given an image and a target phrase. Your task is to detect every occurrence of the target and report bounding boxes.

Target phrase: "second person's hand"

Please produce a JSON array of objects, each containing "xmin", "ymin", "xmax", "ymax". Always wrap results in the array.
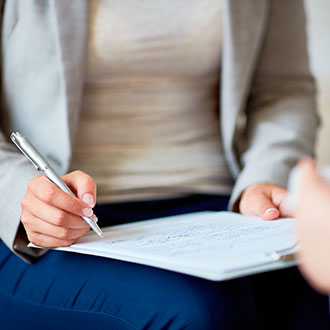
[{"xmin": 21, "ymin": 170, "xmax": 97, "ymax": 248}]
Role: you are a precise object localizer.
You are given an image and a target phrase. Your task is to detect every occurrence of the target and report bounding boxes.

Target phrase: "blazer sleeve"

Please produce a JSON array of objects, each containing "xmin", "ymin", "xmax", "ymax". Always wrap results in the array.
[
  {"xmin": 0, "ymin": 130, "xmax": 49, "ymax": 262},
  {"xmin": 0, "ymin": 0, "xmax": 49, "ymax": 262},
  {"xmin": 229, "ymin": 0, "xmax": 318, "ymax": 209}
]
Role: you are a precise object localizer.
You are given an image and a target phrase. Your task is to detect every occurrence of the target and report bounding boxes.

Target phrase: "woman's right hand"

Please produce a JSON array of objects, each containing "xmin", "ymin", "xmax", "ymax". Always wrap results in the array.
[{"xmin": 21, "ymin": 170, "xmax": 97, "ymax": 248}]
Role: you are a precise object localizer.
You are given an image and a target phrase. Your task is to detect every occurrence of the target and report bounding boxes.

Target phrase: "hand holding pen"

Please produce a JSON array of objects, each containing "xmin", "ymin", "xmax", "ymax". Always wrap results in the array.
[{"xmin": 11, "ymin": 132, "xmax": 103, "ymax": 248}]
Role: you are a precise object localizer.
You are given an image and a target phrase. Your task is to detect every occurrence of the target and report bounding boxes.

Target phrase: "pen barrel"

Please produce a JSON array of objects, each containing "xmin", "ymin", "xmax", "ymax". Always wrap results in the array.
[
  {"xmin": 10, "ymin": 132, "xmax": 104, "ymax": 238},
  {"xmin": 44, "ymin": 168, "xmax": 74, "ymax": 197},
  {"xmin": 45, "ymin": 168, "xmax": 104, "ymax": 238}
]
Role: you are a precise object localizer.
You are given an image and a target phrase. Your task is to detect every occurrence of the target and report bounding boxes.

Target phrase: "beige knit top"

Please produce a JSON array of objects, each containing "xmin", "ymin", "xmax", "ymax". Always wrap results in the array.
[{"xmin": 70, "ymin": 0, "xmax": 233, "ymax": 203}]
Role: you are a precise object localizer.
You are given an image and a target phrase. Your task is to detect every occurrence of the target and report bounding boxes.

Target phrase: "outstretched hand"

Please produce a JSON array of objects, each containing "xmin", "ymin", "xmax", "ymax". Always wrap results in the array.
[
  {"xmin": 294, "ymin": 159, "xmax": 330, "ymax": 293},
  {"xmin": 239, "ymin": 183, "xmax": 293, "ymax": 220}
]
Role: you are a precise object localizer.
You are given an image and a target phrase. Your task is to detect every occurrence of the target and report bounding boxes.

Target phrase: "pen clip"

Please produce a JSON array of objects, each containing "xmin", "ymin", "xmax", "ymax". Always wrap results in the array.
[{"xmin": 268, "ymin": 243, "xmax": 299, "ymax": 262}]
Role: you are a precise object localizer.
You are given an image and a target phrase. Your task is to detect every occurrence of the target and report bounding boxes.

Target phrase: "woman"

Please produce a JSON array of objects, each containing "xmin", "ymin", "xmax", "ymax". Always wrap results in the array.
[{"xmin": 0, "ymin": 1, "xmax": 328, "ymax": 329}]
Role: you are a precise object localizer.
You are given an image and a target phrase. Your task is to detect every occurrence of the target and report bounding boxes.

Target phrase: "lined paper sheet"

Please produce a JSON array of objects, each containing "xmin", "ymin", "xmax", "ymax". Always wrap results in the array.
[{"xmin": 53, "ymin": 212, "xmax": 297, "ymax": 280}]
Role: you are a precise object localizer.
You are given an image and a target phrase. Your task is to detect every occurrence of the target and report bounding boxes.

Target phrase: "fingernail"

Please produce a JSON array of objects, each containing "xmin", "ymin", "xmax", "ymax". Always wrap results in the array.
[
  {"xmin": 82, "ymin": 208, "xmax": 93, "ymax": 217},
  {"xmin": 92, "ymin": 214, "xmax": 98, "ymax": 223},
  {"xmin": 83, "ymin": 194, "xmax": 94, "ymax": 207},
  {"xmin": 265, "ymin": 208, "xmax": 278, "ymax": 215}
]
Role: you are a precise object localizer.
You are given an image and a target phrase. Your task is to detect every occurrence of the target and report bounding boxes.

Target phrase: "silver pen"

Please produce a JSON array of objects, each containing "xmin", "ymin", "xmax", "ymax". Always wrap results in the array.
[{"xmin": 10, "ymin": 132, "xmax": 104, "ymax": 239}]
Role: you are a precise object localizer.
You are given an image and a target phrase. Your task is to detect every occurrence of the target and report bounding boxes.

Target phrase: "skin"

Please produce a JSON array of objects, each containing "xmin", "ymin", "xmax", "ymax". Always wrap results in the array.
[
  {"xmin": 21, "ymin": 170, "xmax": 97, "ymax": 248},
  {"xmin": 294, "ymin": 159, "xmax": 330, "ymax": 294},
  {"xmin": 240, "ymin": 183, "xmax": 292, "ymax": 220},
  {"xmin": 21, "ymin": 170, "xmax": 292, "ymax": 248}
]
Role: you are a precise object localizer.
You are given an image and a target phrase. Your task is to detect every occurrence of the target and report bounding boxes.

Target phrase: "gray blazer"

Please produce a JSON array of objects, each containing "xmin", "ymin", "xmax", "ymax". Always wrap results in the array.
[{"xmin": 0, "ymin": 0, "xmax": 317, "ymax": 262}]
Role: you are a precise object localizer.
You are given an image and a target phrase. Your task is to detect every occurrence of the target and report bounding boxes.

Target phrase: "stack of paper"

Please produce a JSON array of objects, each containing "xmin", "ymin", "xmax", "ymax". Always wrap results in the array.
[{"xmin": 48, "ymin": 211, "xmax": 298, "ymax": 281}]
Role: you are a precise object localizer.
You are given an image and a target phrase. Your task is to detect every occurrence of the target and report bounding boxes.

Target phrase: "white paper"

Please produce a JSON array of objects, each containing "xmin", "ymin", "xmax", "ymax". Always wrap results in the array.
[{"xmin": 53, "ymin": 211, "xmax": 297, "ymax": 280}]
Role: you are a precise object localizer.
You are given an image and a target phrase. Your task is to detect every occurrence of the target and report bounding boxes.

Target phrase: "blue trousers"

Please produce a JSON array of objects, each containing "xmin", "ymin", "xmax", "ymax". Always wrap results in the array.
[{"xmin": 0, "ymin": 195, "xmax": 329, "ymax": 330}]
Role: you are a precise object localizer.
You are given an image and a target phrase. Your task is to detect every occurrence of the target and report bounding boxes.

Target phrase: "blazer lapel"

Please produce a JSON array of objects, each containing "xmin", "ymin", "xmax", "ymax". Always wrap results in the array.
[
  {"xmin": 50, "ymin": 0, "xmax": 89, "ymax": 165},
  {"xmin": 221, "ymin": 0, "xmax": 269, "ymax": 176}
]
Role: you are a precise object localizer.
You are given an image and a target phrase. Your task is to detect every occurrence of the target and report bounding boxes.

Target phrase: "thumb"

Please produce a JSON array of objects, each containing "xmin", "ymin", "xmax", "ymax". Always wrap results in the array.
[
  {"xmin": 255, "ymin": 193, "xmax": 280, "ymax": 220},
  {"xmin": 240, "ymin": 184, "xmax": 283, "ymax": 220}
]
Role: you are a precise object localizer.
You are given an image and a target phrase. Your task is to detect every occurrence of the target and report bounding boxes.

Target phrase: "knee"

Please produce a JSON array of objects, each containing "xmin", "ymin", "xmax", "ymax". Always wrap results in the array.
[
  {"xmin": 139, "ymin": 287, "xmax": 214, "ymax": 329},
  {"xmin": 134, "ymin": 276, "xmax": 257, "ymax": 330},
  {"xmin": 159, "ymin": 277, "xmax": 261, "ymax": 330}
]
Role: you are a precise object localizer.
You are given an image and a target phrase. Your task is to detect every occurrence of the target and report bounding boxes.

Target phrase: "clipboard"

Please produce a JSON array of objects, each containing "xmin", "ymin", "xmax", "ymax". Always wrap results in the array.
[
  {"xmin": 219, "ymin": 245, "xmax": 298, "ymax": 281},
  {"xmin": 28, "ymin": 211, "xmax": 299, "ymax": 281}
]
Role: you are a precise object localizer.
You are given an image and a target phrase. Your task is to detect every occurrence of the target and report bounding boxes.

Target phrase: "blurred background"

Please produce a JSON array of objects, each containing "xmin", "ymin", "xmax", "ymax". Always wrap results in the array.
[{"xmin": 304, "ymin": 0, "xmax": 330, "ymax": 164}]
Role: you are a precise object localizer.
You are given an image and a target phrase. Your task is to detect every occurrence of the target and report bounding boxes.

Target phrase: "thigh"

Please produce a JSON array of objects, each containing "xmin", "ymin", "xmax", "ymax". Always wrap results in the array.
[
  {"xmin": 0, "ymin": 242, "xmax": 260, "ymax": 330},
  {"xmin": 95, "ymin": 194, "xmax": 230, "ymax": 227},
  {"xmin": 248, "ymin": 267, "xmax": 330, "ymax": 330}
]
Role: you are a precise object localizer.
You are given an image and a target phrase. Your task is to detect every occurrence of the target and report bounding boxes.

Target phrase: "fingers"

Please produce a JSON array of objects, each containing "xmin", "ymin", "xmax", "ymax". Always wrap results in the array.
[
  {"xmin": 62, "ymin": 170, "xmax": 97, "ymax": 207},
  {"xmin": 257, "ymin": 198, "xmax": 280, "ymax": 220},
  {"xmin": 21, "ymin": 171, "xmax": 98, "ymax": 248},
  {"xmin": 22, "ymin": 193, "xmax": 90, "ymax": 229},
  {"xmin": 247, "ymin": 191, "xmax": 280, "ymax": 220},
  {"xmin": 27, "ymin": 231, "xmax": 80, "ymax": 248},
  {"xmin": 28, "ymin": 176, "xmax": 94, "ymax": 218},
  {"xmin": 23, "ymin": 212, "xmax": 90, "ymax": 244},
  {"xmin": 239, "ymin": 183, "xmax": 289, "ymax": 220},
  {"xmin": 272, "ymin": 189, "xmax": 293, "ymax": 218}
]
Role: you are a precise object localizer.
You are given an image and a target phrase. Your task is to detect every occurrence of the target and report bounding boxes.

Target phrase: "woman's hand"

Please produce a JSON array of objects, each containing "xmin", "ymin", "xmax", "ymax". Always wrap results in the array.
[
  {"xmin": 21, "ymin": 170, "xmax": 97, "ymax": 248},
  {"xmin": 239, "ymin": 182, "xmax": 293, "ymax": 220},
  {"xmin": 294, "ymin": 159, "xmax": 330, "ymax": 293}
]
